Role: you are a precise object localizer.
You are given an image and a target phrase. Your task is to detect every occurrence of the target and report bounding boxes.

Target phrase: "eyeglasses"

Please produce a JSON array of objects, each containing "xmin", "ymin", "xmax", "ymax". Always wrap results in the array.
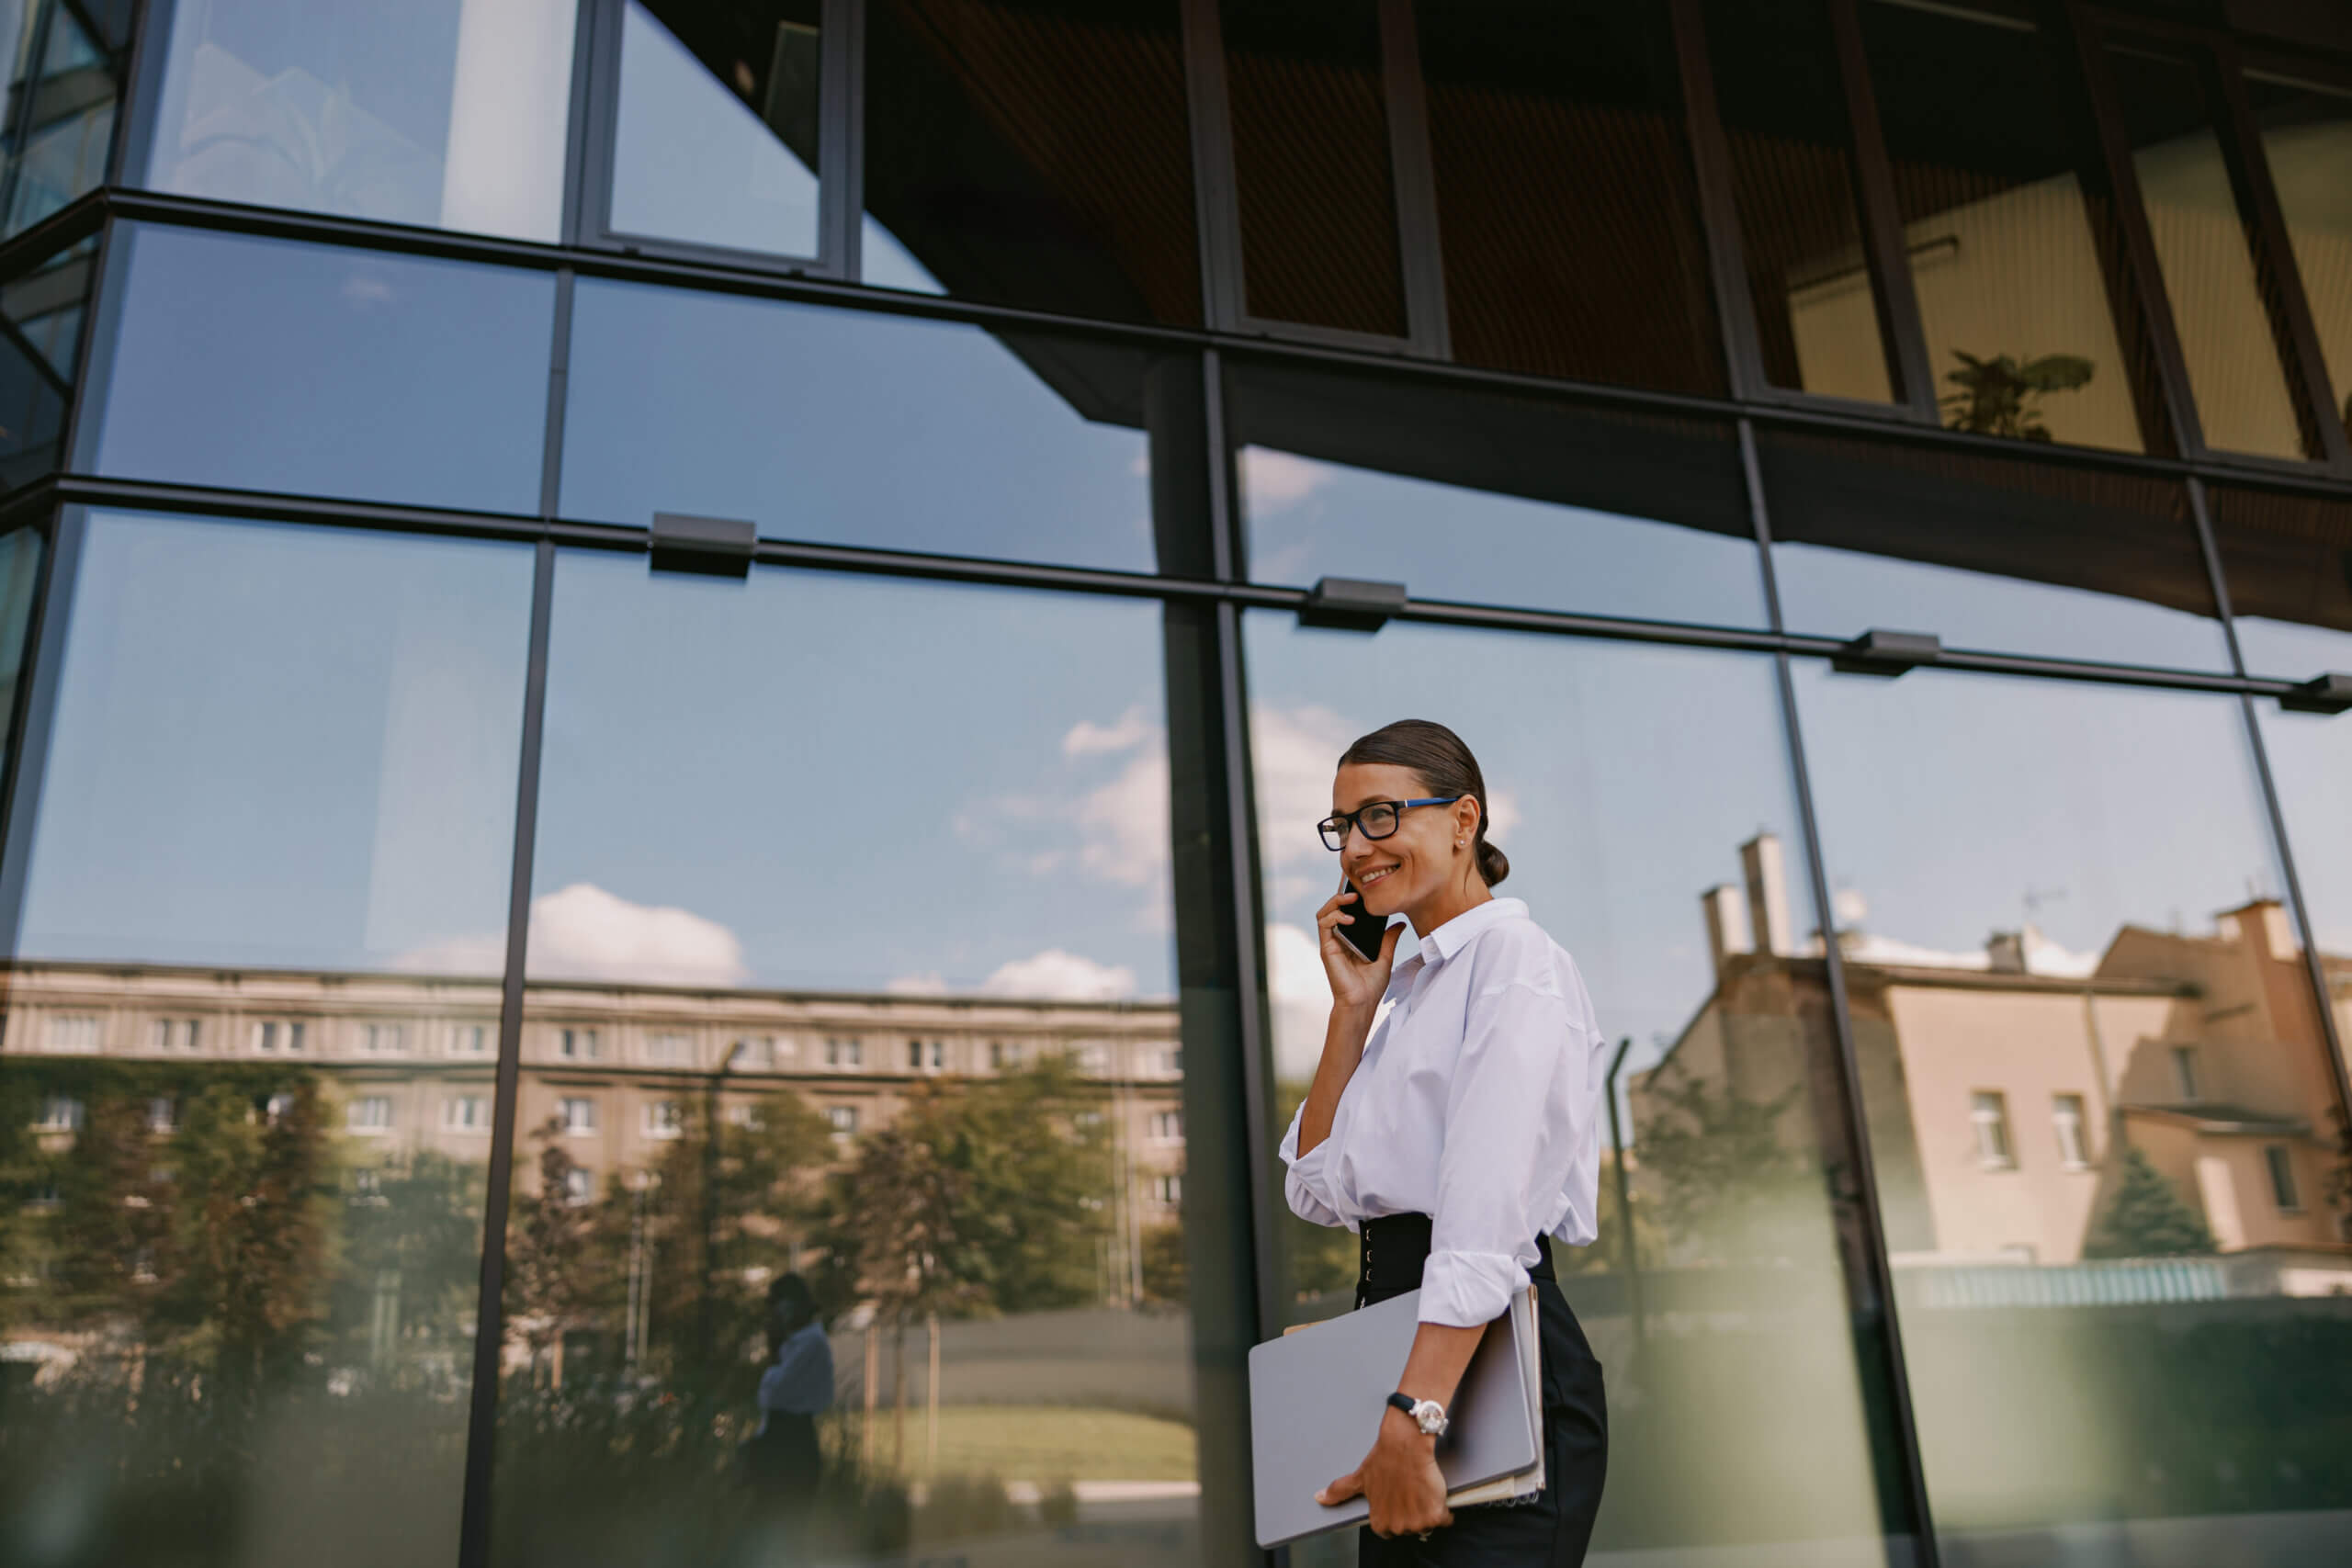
[{"xmin": 1317, "ymin": 797, "xmax": 1463, "ymax": 852}]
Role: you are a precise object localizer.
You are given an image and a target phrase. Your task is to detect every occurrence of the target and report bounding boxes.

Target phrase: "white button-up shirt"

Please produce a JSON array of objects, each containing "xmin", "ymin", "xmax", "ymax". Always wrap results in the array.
[{"xmin": 1279, "ymin": 897, "xmax": 1606, "ymax": 1329}]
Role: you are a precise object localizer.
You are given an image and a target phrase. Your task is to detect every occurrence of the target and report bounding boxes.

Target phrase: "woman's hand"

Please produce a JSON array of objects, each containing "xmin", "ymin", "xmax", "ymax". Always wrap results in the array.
[
  {"xmin": 1317, "ymin": 886, "xmax": 1403, "ymax": 1013},
  {"xmin": 1317, "ymin": 1407, "xmax": 1453, "ymax": 1539}
]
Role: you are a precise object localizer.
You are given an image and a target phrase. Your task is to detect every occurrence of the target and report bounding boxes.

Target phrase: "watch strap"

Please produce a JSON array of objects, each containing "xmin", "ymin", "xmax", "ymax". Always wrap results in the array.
[{"xmin": 1385, "ymin": 1392, "xmax": 1418, "ymax": 1420}]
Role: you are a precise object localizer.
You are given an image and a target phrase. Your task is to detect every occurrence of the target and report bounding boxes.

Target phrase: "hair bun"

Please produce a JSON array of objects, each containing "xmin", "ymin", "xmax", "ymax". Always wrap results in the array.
[{"xmin": 1476, "ymin": 839, "xmax": 1510, "ymax": 887}]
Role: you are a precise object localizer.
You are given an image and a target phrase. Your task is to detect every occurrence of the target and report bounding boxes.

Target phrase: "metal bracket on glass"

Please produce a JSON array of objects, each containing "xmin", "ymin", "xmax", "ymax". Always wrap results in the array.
[
  {"xmin": 1299, "ymin": 577, "xmax": 1408, "ymax": 633},
  {"xmin": 1832, "ymin": 628, "xmax": 1941, "ymax": 677},
  {"xmin": 2280, "ymin": 672, "xmax": 2352, "ymax": 716},
  {"xmin": 650, "ymin": 513, "xmax": 757, "ymax": 579}
]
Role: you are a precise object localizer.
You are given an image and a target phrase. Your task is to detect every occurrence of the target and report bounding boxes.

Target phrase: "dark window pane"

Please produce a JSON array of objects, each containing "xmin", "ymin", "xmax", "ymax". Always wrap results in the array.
[
  {"xmin": 611, "ymin": 0, "xmax": 823, "ymax": 259},
  {"xmin": 1221, "ymin": 0, "xmax": 1404, "ymax": 336},
  {"xmin": 1418, "ymin": 0, "xmax": 1723, "ymax": 395},
  {"xmin": 2245, "ymin": 71, "xmax": 2352, "ymax": 444},
  {"xmin": 0, "ymin": 233, "xmax": 94, "ymax": 491},
  {"xmin": 1229, "ymin": 362, "xmax": 1764, "ymax": 626},
  {"xmin": 2209, "ymin": 487, "xmax": 2352, "ymax": 677},
  {"xmin": 2106, "ymin": 47, "xmax": 2310, "ymax": 460},
  {"xmin": 862, "ymin": 0, "xmax": 1200, "ymax": 325},
  {"xmin": 1761, "ymin": 428, "xmax": 2228, "ymax": 669},
  {"xmin": 1860, "ymin": 2, "xmax": 2156, "ymax": 453},
  {"xmin": 92, "ymin": 225, "xmax": 555, "ymax": 514},
  {"xmin": 560, "ymin": 281, "xmax": 1154, "ymax": 570},
  {"xmin": 1702, "ymin": 0, "xmax": 1893, "ymax": 402},
  {"xmin": 493, "ymin": 553, "xmax": 1197, "ymax": 1564},
  {"xmin": 1794, "ymin": 664, "xmax": 2351, "ymax": 1561},
  {"xmin": 143, "ymin": 0, "xmax": 575, "ymax": 242},
  {"xmin": 1248, "ymin": 620, "xmax": 1909, "ymax": 1560},
  {"xmin": 2, "ymin": 1, "xmax": 119, "ymax": 237}
]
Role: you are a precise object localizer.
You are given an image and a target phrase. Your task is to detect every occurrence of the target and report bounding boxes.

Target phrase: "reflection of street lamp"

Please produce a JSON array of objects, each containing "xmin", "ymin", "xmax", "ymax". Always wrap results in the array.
[
  {"xmin": 697, "ymin": 1038, "xmax": 746, "ymax": 1372},
  {"xmin": 623, "ymin": 1168, "xmax": 657, "ymax": 1373},
  {"xmin": 1603, "ymin": 1037, "xmax": 1645, "ymax": 1352}
]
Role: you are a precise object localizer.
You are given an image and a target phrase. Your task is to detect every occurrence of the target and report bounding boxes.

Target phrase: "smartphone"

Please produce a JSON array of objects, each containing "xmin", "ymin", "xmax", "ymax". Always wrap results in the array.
[{"xmin": 1336, "ymin": 874, "xmax": 1389, "ymax": 963}]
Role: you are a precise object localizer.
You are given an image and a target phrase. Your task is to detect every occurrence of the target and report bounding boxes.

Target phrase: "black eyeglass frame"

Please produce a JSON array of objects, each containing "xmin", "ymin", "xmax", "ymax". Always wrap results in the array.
[{"xmin": 1317, "ymin": 795, "xmax": 1464, "ymax": 852}]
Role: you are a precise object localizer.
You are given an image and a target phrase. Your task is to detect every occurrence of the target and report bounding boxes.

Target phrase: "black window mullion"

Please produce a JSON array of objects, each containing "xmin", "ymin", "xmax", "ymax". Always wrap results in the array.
[
  {"xmin": 1377, "ymin": 0, "xmax": 1448, "ymax": 360},
  {"xmin": 1666, "ymin": 0, "xmax": 1767, "ymax": 403},
  {"xmin": 1824, "ymin": 0, "xmax": 1937, "ymax": 423},
  {"xmin": 1178, "ymin": 0, "xmax": 1246, "ymax": 333},
  {"xmin": 825, "ymin": 0, "xmax": 863, "ymax": 281}
]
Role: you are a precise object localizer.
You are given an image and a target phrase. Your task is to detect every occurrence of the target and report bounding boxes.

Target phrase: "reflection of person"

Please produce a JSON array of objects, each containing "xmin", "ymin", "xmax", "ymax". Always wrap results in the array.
[
  {"xmin": 1283, "ymin": 720, "xmax": 1610, "ymax": 1566},
  {"xmin": 743, "ymin": 1273, "xmax": 831, "ymax": 1508}
]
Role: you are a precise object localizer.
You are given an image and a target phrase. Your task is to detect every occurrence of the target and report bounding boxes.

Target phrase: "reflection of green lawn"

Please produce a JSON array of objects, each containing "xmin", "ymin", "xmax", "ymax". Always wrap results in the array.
[{"xmin": 888, "ymin": 1405, "xmax": 1197, "ymax": 1482}]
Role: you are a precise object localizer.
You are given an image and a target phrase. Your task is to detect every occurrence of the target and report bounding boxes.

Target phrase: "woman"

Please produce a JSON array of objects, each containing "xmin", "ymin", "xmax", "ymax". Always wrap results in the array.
[
  {"xmin": 1282, "ymin": 719, "xmax": 1609, "ymax": 1567},
  {"xmin": 742, "ymin": 1273, "xmax": 831, "ymax": 1513}
]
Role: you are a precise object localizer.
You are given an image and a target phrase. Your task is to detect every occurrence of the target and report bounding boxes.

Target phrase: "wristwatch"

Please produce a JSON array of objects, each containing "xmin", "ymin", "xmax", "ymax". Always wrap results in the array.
[{"xmin": 1385, "ymin": 1392, "xmax": 1449, "ymax": 1438}]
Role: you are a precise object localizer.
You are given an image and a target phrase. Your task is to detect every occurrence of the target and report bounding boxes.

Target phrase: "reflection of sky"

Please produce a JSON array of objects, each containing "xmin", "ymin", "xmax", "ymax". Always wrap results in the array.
[
  {"xmin": 559, "ymin": 280, "xmax": 1151, "ymax": 570},
  {"xmin": 2257, "ymin": 696, "xmax": 2352, "ymax": 953}
]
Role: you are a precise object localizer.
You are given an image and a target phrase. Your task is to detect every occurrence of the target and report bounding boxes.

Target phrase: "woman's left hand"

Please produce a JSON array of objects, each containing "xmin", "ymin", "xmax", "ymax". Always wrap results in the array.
[{"xmin": 1317, "ymin": 1408, "xmax": 1453, "ymax": 1538}]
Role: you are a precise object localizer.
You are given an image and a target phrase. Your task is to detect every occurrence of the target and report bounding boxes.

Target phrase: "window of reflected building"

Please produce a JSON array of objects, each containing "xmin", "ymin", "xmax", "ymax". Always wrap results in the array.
[
  {"xmin": 490, "ymin": 551, "xmax": 1199, "ymax": 1567},
  {"xmin": 1792, "ymin": 661, "xmax": 2352, "ymax": 1561},
  {"xmin": 0, "ymin": 0, "xmax": 121, "ymax": 238},
  {"xmin": 141, "ymin": 0, "xmax": 576, "ymax": 243},
  {"xmin": 0, "ymin": 513, "xmax": 533, "ymax": 1568},
  {"xmin": 2245, "ymin": 70, "xmax": 2352, "ymax": 444},
  {"xmin": 0, "ymin": 231, "xmax": 93, "ymax": 491},
  {"xmin": 1859, "ymin": 1, "xmax": 2157, "ymax": 454},
  {"xmin": 1247, "ymin": 615, "xmax": 1913, "ymax": 1565}
]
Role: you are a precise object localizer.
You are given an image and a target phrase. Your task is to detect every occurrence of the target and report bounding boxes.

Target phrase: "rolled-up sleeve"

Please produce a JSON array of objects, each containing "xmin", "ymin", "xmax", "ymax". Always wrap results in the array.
[
  {"xmin": 1419, "ymin": 976, "xmax": 1589, "ymax": 1327},
  {"xmin": 1278, "ymin": 1100, "xmax": 1348, "ymax": 1227}
]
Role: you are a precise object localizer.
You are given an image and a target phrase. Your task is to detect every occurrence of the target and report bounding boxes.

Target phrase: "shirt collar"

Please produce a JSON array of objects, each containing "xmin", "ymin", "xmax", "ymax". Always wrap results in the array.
[{"xmin": 1420, "ymin": 897, "xmax": 1528, "ymax": 965}]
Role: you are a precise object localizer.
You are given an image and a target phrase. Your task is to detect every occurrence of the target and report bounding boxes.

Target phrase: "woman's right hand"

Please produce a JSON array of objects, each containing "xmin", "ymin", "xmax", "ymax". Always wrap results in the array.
[{"xmin": 1317, "ymin": 886, "xmax": 1403, "ymax": 1013}]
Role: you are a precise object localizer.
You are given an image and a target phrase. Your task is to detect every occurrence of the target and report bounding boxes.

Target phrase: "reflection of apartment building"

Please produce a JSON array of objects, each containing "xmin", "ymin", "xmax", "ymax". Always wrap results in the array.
[{"xmin": 1645, "ymin": 835, "xmax": 2351, "ymax": 1282}]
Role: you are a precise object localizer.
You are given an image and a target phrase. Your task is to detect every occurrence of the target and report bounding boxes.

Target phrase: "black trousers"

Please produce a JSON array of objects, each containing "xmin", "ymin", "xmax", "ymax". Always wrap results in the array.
[{"xmin": 1354, "ymin": 1214, "xmax": 1608, "ymax": 1568}]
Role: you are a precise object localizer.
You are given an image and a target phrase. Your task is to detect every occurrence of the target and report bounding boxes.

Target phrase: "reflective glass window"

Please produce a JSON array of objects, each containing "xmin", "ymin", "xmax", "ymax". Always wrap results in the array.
[
  {"xmin": 610, "ymin": 0, "xmax": 823, "ymax": 260},
  {"xmin": 1702, "ymin": 0, "xmax": 1894, "ymax": 403},
  {"xmin": 2106, "ymin": 46, "xmax": 2309, "ymax": 461},
  {"xmin": 1220, "ymin": 0, "xmax": 1404, "ymax": 337},
  {"xmin": 560, "ymin": 281, "xmax": 1154, "ymax": 570},
  {"xmin": 0, "ymin": 513, "xmax": 531, "ymax": 1568},
  {"xmin": 492, "ymin": 552, "xmax": 1199, "ymax": 1565},
  {"xmin": 1860, "ymin": 2, "xmax": 2155, "ymax": 453},
  {"xmin": 0, "ymin": 0, "xmax": 120, "ymax": 238},
  {"xmin": 2209, "ymin": 487, "xmax": 2352, "ymax": 677},
  {"xmin": 1761, "ymin": 429, "xmax": 2231, "ymax": 670},
  {"xmin": 1417, "ymin": 0, "xmax": 1724, "ymax": 395},
  {"xmin": 1230, "ymin": 362, "xmax": 1764, "ymax": 626},
  {"xmin": 92, "ymin": 224, "xmax": 555, "ymax": 514},
  {"xmin": 2245, "ymin": 71, "xmax": 2352, "ymax": 441},
  {"xmin": 1794, "ymin": 664, "xmax": 2351, "ymax": 1562},
  {"xmin": 1249, "ymin": 619, "xmax": 1910, "ymax": 1564},
  {"xmin": 0, "ymin": 232, "xmax": 93, "ymax": 491},
  {"xmin": 862, "ymin": 0, "xmax": 1200, "ymax": 324},
  {"xmin": 143, "ymin": 0, "xmax": 576, "ymax": 243}
]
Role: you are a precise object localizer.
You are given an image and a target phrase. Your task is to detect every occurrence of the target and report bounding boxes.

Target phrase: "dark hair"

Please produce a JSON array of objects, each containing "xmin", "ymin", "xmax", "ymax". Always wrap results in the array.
[
  {"xmin": 1338, "ymin": 719, "xmax": 1509, "ymax": 887},
  {"xmin": 766, "ymin": 1272, "xmax": 816, "ymax": 1346}
]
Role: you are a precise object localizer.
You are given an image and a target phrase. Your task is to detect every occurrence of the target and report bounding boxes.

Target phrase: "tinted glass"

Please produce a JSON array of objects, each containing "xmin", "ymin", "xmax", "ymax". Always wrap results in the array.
[
  {"xmin": 1221, "ymin": 0, "xmax": 1404, "ymax": 336},
  {"xmin": 143, "ymin": 0, "xmax": 575, "ymax": 243},
  {"xmin": 2245, "ymin": 71, "xmax": 2352, "ymax": 439},
  {"xmin": 611, "ymin": 0, "xmax": 823, "ymax": 259},
  {"xmin": 2210, "ymin": 488, "xmax": 2352, "ymax": 677},
  {"xmin": 863, "ymin": 0, "xmax": 1200, "ymax": 324},
  {"xmin": 1230, "ymin": 362, "xmax": 1763, "ymax": 626},
  {"xmin": 1860, "ymin": 2, "xmax": 2156, "ymax": 453},
  {"xmin": 92, "ymin": 225, "xmax": 555, "ymax": 514},
  {"xmin": 1417, "ymin": 0, "xmax": 1724, "ymax": 395},
  {"xmin": 1, "ymin": 0, "xmax": 119, "ymax": 237},
  {"xmin": 1795, "ymin": 663, "xmax": 2352, "ymax": 1563},
  {"xmin": 492, "ymin": 552, "xmax": 1200, "ymax": 1567},
  {"xmin": 2107, "ymin": 47, "xmax": 2310, "ymax": 461},
  {"xmin": 0, "ymin": 513, "xmax": 532, "ymax": 1568},
  {"xmin": 1761, "ymin": 428, "xmax": 2230, "ymax": 670},
  {"xmin": 1248, "ymin": 618, "xmax": 1910, "ymax": 1565},
  {"xmin": 560, "ymin": 281, "xmax": 1155, "ymax": 570},
  {"xmin": 2254, "ymin": 705, "xmax": 2352, "ymax": 1080},
  {"xmin": 1703, "ymin": 0, "xmax": 1893, "ymax": 402},
  {"xmin": 0, "ymin": 233, "xmax": 92, "ymax": 491}
]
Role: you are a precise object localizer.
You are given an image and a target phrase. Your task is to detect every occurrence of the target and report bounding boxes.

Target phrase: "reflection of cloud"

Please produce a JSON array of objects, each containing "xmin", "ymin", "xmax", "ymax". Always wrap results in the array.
[
  {"xmin": 965, "ymin": 707, "xmax": 1172, "ymax": 922},
  {"xmin": 887, "ymin": 972, "xmax": 948, "ymax": 997},
  {"xmin": 1076, "ymin": 748, "xmax": 1170, "ymax": 889},
  {"xmin": 1063, "ymin": 705, "xmax": 1151, "ymax": 758},
  {"xmin": 1267, "ymin": 921, "xmax": 1334, "ymax": 1080},
  {"xmin": 396, "ymin": 883, "xmax": 748, "ymax": 986},
  {"xmin": 340, "ymin": 272, "xmax": 396, "ymax": 307},
  {"xmin": 979, "ymin": 949, "xmax": 1136, "ymax": 1000},
  {"xmin": 1251, "ymin": 704, "xmax": 1357, "ymax": 878},
  {"xmin": 1241, "ymin": 448, "xmax": 1337, "ymax": 513}
]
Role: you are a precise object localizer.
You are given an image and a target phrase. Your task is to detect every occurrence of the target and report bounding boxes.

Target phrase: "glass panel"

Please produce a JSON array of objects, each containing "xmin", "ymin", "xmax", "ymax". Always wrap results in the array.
[
  {"xmin": 143, "ymin": 0, "xmax": 576, "ymax": 243},
  {"xmin": 1794, "ymin": 663, "xmax": 2352, "ymax": 1563},
  {"xmin": 1229, "ymin": 361, "xmax": 1765, "ymax": 626},
  {"xmin": 0, "ymin": 233, "xmax": 94, "ymax": 491},
  {"xmin": 610, "ymin": 0, "xmax": 823, "ymax": 259},
  {"xmin": 1417, "ymin": 0, "xmax": 1724, "ymax": 395},
  {"xmin": 92, "ymin": 224, "xmax": 555, "ymax": 514},
  {"xmin": 2210, "ymin": 488, "xmax": 2352, "ymax": 677},
  {"xmin": 1702, "ymin": 0, "xmax": 1893, "ymax": 402},
  {"xmin": 1247, "ymin": 619, "xmax": 1909, "ymax": 1565},
  {"xmin": 0, "ymin": 524, "xmax": 38, "ymax": 733},
  {"xmin": 1220, "ymin": 0, "xmax": 1405, "ymax": 337},
  {"xmin": 1762, "ymin": 428, "xmax": 2231, "ymax": 670},
  {"xmin": 2245, "ymin": 71, "xmax": 2352, "ymax": 442},
  {"xmin": 491, "ymin": 552, "xmax": 1198, "ymax": 1567},
  {"xmin": 2107, "ymin": 46, "xmax": 2309, "ymax": 461},
  {"xmin": 1860, "ymin": 2, "xmax": 2154, "ymax": 453},
  {"xmin": 2, "ymin": 1, "xmax": 119, "ymax": 238},
  {"xmin": 862, "ymin": 0, "xmax": 1201, "ymax": 325},
  {"xmin": 560, "ymin": 281, "xmax": 1155, "ymax": 570},
  {"xmin": 0, "ymin": 513, "xmax": 532, "ymax": 1568}
]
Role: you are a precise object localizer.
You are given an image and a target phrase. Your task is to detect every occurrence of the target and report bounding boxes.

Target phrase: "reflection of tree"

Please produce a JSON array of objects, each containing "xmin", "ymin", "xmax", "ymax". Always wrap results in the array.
[
  {"xmin": 2328, "ymin": 1106, "xmax": 2352, "ymax": 1238},
  {"xmin": 1139, "ymin": 1223, "xmax": 1185, "ymax": 1303},
  {"xmin": 1940, "ymin": 349, "xmax": 2094, "ymax": 441},
  {"xmin": 504, "ymin": 1120, "xmax": 600, "ymax": 1378},
  {"xmin": 1636, "ymin": 1066, "xmax": 1817, "ymax": 1267},
  {"xmin": 1273, "ymin": 1078, "xmax": 1359, "ymax": 1303},
  {"xmin": 2085, "ymin": 1145, "xmax": 2217, "ymax": 1258}
]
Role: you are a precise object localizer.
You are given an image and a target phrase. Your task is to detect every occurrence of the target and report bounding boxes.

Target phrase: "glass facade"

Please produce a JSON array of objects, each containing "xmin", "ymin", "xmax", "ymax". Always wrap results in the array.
[{"xmin": 3, "ymin": 5, "xmax": 2351, "ymax": 1568}]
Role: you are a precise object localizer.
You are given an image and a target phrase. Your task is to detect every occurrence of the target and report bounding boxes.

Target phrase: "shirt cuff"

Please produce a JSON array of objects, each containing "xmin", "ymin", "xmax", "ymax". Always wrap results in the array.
[
  {"xmin": 1417, "ymin": 1247, "xmax": 1529, "ymax": 1328},
  {"xmin": 1279, "ymin": 1117, "xmax": 1344, "ymax": 1225}
]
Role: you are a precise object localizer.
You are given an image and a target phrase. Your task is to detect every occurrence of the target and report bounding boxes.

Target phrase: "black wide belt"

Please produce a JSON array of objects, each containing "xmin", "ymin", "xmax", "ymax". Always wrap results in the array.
[{"xmin": 1357, "ymin": 1212, "xmax": 1555, "ymax": 1307}]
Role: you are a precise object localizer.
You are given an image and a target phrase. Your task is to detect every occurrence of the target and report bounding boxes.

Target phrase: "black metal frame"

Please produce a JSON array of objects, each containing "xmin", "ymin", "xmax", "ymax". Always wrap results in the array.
[{"xmin": 4, "ymin": 5, "xmax": 2352, "ymax": 1567}]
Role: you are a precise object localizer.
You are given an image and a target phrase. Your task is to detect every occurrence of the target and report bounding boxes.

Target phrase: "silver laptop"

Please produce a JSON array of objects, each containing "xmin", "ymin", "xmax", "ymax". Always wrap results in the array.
[{"xmin": 1249, "ymin": 1287, "xmax": 1540, "ymax": 1548}]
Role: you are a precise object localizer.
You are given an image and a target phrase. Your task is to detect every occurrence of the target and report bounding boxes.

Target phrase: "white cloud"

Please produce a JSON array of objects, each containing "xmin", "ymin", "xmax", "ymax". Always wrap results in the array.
[
  {"xmin": 1075, "ymin": 747, "xmax": 1171, "ymax": 889},
  {"xmin": 340, "ymin": 272, "xmax": 396, "ymax": 307},
  {"xmin": 1063, "ymin": 705, "xmax": 1152, "ymax": 758},
  {"xmin": 395, "ymin": 882, "xmax": 748, "ymax": 987},
  {"xmin": 1266, "ymin": 921, "xmax": 1336, "ymax": 1080},
  {"xmin": 979, "ymin": 949, "xmax": 1137, "ymax": 1001},
  {"xmin": 1240, "ymin": 448, "xmax": 1338, "ymax": 513},
  {"xmin": 1250, "ymin": 704, "xmax": 1358, "ymax": 874},
  {"xmin": 887, "ymin": 972, "xmax": 948, "ymax": 997}
]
